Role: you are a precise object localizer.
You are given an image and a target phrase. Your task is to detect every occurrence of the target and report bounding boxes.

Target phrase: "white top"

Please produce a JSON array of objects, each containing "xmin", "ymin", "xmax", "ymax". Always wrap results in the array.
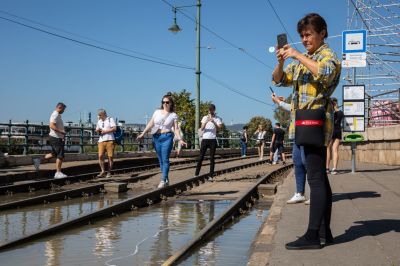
[
  {"xmin": 96, "ymin": 117, "xmax": 116, "ymax": 142},
  {"xmin": 256, "ymin": 131, "xmax": 266, "ymax": 140},
  {"xmin": 49, "ymin": 110, "xmax": 65, "ymax": 138},
  {"xmin": 151, "ymin": 110, "xmax": 178, "ymax": 133},
  {"xmin": 278, "ymin": 101, "xmax": 291, "ymax": 112},
  {"xmin": 201, "ymin": 115, "xmax": 222, "ymax": 139}
]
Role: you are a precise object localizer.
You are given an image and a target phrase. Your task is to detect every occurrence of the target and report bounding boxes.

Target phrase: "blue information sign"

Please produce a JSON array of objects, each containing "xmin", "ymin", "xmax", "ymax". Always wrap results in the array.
[{"xmin": 342, "ymin": 30, "xmax": 367, "ymax": 54}]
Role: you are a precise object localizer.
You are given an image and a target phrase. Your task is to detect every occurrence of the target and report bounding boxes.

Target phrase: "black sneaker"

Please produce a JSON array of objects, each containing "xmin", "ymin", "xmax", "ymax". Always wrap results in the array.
[{"xmin": 285, "ymin": 236, "xmax": 321, "ymax": 250}]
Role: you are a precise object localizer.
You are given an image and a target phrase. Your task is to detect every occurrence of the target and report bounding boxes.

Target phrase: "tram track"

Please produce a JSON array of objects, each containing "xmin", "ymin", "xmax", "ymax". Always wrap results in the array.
[
  {"xmin": 0, "ymin": 155, "xmax": 261, "ymax": 210},
  {"xmin": 0, "ymin": 157, "xmax": 291, "ymax": 252}
]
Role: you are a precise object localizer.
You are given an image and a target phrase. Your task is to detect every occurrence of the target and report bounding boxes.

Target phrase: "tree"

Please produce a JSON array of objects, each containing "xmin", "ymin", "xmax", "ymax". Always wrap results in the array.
[
  {"xmin": 273, "ymin": 94, "xmax": 292, "ymax": 129},
  {"xmin": 246, "ymin": 116, "xmax": 273, "ymax": 139}
]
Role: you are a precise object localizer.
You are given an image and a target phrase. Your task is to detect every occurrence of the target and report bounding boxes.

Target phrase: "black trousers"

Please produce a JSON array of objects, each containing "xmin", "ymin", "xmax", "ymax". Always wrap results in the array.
[
  {"xmin": 304, "ymin": 145, "xmax": 332, "ymax": 235},
  {"xmin": 195, "ymin": 139, "xmax": 217, "ymax": 176}
]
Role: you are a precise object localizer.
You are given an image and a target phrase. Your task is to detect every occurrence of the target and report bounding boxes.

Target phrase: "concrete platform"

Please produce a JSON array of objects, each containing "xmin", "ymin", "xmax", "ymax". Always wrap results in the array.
[{"xmin": 249, "ymin": 160, "xmax": 400, "ymax": 266}]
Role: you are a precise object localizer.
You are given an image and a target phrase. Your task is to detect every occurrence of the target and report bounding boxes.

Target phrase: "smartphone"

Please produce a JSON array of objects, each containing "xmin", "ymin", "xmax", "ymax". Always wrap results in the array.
[
  {"xmin": 277, "ymin": 33, "xmax": 288, "ymax": 49},
  {"xmin": 269, "ymin": 86, "xmax": 275, "ymax": 94}
]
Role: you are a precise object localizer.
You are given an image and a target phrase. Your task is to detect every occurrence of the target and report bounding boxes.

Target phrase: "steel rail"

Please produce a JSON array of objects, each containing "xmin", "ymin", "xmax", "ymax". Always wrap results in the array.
[
  {"xmin": 0, "ymin": 184, "xmax": 104, "ymax": 210},
  {"xmin": 162, "ymin": 163, "xmax": 293, "ymax": 266},
  {"xmin": 0, "ymin": 154, "xmax": 250, "ymax": 195},
  {"xmin": 0, "ymin": 155, "xmax": 260, "ymax": 210},
  {"xmin": 0, "ymin": 157, "xmax": 277, "ymax": 251}
]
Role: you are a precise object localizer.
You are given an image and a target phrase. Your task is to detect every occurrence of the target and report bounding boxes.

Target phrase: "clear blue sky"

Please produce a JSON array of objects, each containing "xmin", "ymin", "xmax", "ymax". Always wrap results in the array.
[{"xmin": 0, "ymin": 0, "xmax": 347, "ymax": 125}]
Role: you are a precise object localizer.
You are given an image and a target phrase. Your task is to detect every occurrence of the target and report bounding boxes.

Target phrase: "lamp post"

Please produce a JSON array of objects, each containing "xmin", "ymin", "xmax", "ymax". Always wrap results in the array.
[{"xmin": 168, "ymin": 0, "xmax": 201, "ymax": 149}]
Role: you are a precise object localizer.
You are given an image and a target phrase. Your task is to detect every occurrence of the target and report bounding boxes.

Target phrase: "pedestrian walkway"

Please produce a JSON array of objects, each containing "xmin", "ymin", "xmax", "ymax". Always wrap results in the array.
[{"xmin": 249, "ymin": 160, "xmax": 400, "ymax": 266}]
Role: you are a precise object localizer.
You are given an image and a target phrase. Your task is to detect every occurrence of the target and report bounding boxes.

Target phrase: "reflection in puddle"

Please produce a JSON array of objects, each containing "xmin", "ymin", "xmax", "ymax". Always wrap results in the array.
[{"xmin": 0, "ymin": 200, "xmax": 269, "ymax": 266}]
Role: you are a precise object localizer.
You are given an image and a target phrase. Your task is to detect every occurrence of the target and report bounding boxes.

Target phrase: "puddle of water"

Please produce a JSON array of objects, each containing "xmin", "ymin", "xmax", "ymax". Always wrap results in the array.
[
  {"xmin": 0, "ymin": 192, "xmax": 132, "ymax": 243},
  {"xmin": 0, "ymin": 200, "xmax": 232, "ymax": 266},
  {"xmin": 0, "ymin": 190, "xmax": 54, "ymax": 204},
  {"xmin": 181, "ymin": 201, "xmax": 270, "ymax": 265}
]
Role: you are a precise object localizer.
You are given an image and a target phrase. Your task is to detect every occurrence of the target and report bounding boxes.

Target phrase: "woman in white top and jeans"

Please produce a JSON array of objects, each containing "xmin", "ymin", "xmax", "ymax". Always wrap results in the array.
[
  {"xmin": 254, "ymin": 124, "xmax": 266, "ymax": 161},
  {"xmin": 137, "ymin": 94, "xmax": 186, "ymax": 188}
]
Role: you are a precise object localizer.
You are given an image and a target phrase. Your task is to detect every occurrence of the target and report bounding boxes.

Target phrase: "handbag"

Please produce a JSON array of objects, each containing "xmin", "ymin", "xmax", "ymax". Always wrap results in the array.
[{"xmin": 295, "ymin": 108, "xmax": 325, "ymax": 147}]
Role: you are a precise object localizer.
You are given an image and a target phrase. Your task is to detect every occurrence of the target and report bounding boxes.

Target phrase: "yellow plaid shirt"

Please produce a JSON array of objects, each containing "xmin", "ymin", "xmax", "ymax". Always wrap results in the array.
[{"xmin": 272, "ymin": 44, "xmax": 341, "ymax": 146}]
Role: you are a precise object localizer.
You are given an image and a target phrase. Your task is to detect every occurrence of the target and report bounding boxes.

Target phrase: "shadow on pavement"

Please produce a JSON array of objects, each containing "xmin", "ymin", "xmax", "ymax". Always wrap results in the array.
[
  {"xmin": 332, "ymin": 191, "xmax": 381, "ymax": 202},
  {"xmin": 334, "ymin": 219, "xmax": 400, "ymax": 244},
  {"xmin": 338, "ymin": 167, "xmax": 400, "ymax": 174}
]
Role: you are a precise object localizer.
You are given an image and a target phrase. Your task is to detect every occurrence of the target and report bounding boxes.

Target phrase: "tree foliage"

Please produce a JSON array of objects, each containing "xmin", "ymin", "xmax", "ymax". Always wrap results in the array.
[{"xmin": 273, "ymin": 94, "xmax": 292, "ymax": 129}]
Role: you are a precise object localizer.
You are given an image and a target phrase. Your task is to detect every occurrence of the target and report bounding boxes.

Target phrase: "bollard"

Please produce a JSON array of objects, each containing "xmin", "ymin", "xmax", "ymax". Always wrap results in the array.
[{"xmin": 344, "ymin": 133, "xmax": 364, "ymax": 174}]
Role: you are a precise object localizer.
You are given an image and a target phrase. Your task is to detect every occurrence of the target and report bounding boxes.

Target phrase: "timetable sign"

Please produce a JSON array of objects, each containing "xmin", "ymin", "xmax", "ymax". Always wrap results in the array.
[{"xmin": 343, "ymin": 85, "xmax": 365, "ymax": 100}]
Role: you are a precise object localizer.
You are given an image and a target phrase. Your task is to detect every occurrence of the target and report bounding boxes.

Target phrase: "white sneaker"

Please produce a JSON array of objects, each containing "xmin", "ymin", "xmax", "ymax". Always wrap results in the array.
[
  {"xmin": 287, "ymin": 193, "xmax": 306, "ymax": 204},
  {"xmin": 272, "ymin": 161, "xmax": 277, "ymax": 165},
  {"xmin": 157, "ymin": 181, "xmax": 166, "ymax": 189},
  {"xmin": 331, "ymin": 168, "xmax": 338, "ymax": 175},
  {"xmin": 54, "ymin": 172, "xmax": 67, "ymax": 179},
  {"xmin": 305, "ymin": 199, "xmax": 310, "ymax": 205}
]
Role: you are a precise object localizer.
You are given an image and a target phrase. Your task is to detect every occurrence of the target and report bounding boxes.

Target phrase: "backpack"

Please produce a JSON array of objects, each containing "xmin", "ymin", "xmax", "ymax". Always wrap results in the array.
[
  {"xmin": 114, "ymin": 126, "xmax": 124, "ymax": 145},
  {"xmin": 108, "ymin": 117, "xmax": 124, "ymax": 145}
]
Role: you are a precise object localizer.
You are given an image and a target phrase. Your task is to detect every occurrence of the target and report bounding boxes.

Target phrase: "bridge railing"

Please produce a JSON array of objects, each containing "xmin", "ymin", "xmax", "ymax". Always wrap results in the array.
[{"xmin": 0, "ymin": 121, "xmax": 293, "ymax": 155}]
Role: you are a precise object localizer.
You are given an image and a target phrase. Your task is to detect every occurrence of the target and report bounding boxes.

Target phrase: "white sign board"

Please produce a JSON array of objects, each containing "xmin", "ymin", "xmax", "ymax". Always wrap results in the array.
[
  {"xmin": 344, "ymin": 102, "xmax": 365, "ymax": 116},
  {"xmin": 343, "ymin": 85, "xmax": 365, "ymax": 100},
  {"xmin": 344, "ymin": 117, "xmax": 365, "ymax": 132},
  {"xmin": 342, "ymin": 30, "xmax": 367, "ymax": 53},
  {"xmin": 344, "ymin": 53, "xmax": 367, "ymax": 60},
  {"xmin": 342, "ymin": 59, "xmax": 366, "ymax": 68}
]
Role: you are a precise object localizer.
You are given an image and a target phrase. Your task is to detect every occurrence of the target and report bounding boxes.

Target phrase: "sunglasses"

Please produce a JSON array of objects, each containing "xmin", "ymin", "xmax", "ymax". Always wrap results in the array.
[{"xmin": 162, "ymin": 101, "xmax": 170, "ymax": 104}]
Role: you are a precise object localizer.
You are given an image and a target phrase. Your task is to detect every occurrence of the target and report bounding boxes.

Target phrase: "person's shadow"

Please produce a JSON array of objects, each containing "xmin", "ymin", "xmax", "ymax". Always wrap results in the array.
[
  {"xmin": 332, "ymin": 191, "xmax": 381, "ymax": 202},
  {"xmin": 334, "ymin": 219, "xmax": 400, "ymax": 244}
]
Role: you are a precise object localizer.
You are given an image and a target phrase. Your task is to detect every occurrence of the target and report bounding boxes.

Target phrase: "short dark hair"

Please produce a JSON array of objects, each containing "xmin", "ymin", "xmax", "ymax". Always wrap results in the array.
[
  {"xmin": 297, "ymin": 13, "xmax": 328, "ymax": 39},
  {"xmin": 331, "ymin": 97, "xmax": 338, "ymax": 103},
  {"xmin": 56, "ymin": 102, "xmax": 66, "ymax": 108},
  {"xmin": 243, "ymin": 126, "xmax": 248, "ymax": 130},
  {"xmin": 275, "ymin": 123, "xmax": 281, "ymax": 127},
  {"xmin": 209, "ymin": 104, "xmax": 216, "ymax": 111}
]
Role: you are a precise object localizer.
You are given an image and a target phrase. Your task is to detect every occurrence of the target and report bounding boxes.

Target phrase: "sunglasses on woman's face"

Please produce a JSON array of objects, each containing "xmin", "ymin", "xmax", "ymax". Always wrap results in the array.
[{"xmin": 162, "ymin": 101, "xmax": 170, "ymax": 104}]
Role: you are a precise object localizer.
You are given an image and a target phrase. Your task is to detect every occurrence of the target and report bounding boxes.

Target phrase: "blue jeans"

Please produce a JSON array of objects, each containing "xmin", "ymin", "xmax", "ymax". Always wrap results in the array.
[
  {"xmin": 240, "ymin": 140, "xmax": 247, "ymax": 156},
  {"xmin": 293, "ymin": 143, "xmax": 307, "ymax": 194},
  {"xmin": 153, "ymin": 132, "xmax": 174, "ymax": 182}
]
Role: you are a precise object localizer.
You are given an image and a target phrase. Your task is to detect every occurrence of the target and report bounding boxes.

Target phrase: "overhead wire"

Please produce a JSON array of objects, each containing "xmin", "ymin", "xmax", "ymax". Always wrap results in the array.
[
  {"xmin": 0, "ymin": 10, "xmax": 192, "ymax": 69},
  {"xmin": 202, "ymin": 72, "xmax": 274, "ymax": 107},
  {"xmin": 0, "ymin": 15, "xmax": 195, "ymax": 70},
  {"xmin": 160, "ymin": 0, "xmax": 274, "ymax": 70},
  {"xmin": 0, "ymin": 8, "xmax": 275, "ymax": 107},
  {"xmin": 265, "ymin": 0, "xmax": 298, "ymax": 50}
]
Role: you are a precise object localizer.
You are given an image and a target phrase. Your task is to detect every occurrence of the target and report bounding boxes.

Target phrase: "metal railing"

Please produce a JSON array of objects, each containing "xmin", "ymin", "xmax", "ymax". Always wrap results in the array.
[
  {"xmin": 0, "ymin": 120, "xmax": 292, "ymax": 155},
  {"xmin": 0, "ymin": 120, "xmax": 148, "ymax": 155}
]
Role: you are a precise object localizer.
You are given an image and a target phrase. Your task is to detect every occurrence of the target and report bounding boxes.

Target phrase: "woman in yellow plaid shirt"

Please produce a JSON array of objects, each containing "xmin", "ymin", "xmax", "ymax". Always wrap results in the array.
[{"xmin": 272, "ymin": 13, "xmax": 341, "ymax": 250}]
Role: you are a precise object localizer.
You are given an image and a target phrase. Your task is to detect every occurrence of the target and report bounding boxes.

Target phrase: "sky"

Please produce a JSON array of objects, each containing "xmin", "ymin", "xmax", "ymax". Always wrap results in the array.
[{"xmin": 0, "ymin": 0, "xmax": 348, "ymax": 125}]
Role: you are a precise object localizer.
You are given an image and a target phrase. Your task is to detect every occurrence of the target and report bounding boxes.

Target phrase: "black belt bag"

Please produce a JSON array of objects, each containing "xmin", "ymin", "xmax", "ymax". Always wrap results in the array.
[{"xmin": 295, "ymin": 108, "xmax": 325, "ymax": 147}]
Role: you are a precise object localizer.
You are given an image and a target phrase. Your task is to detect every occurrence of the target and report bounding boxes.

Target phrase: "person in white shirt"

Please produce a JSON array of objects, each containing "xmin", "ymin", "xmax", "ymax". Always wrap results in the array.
[
  {"xmin": 43, "ymin": 102, "xmax": 67, "ymax": 179},
  {"xmin": 254, "ymin": 124, "xmax": 266, "ymax": 161},
  {"xmin": 137, "ymin": 93, "xmax": 186, "ymax": 188},
  {"xmin": 95, "ymin": 109, "xmax": 117, "ymax": 178},
  {"xmin": 195, "ymin": 104, "xmax": 223, "ymax": 180}
]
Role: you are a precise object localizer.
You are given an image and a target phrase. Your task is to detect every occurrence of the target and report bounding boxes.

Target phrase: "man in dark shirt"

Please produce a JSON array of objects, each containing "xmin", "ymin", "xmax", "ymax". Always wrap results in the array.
[{"xmin": 270, "ymin": 123, "xmax": 286, "ymax": 164}]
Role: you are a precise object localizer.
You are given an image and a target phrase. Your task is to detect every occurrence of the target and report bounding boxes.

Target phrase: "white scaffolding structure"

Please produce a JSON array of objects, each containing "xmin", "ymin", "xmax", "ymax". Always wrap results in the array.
[{"xmin": 346, "ymin": 0, "xmax": 400, "ymax": 126}]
